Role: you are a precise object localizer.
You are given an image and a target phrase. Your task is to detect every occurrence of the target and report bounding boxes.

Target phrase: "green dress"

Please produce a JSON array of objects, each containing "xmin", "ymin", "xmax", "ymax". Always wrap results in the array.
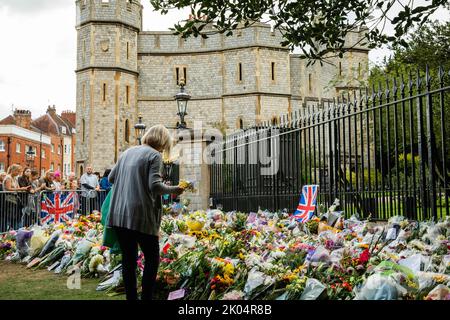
[{"xmin": 101, "ymin": 187, "xmax": 121, "ymax": 254}]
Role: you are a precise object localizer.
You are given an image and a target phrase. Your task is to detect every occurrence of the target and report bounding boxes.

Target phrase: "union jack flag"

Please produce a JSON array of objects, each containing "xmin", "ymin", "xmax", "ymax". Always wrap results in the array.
[
  {"xmin": 293, "ymin": 185, "xmax": 319, "ymax": 223},
  {"xmin": 40, "ymin": 192, "xmax": 75, "ymax": 224}
]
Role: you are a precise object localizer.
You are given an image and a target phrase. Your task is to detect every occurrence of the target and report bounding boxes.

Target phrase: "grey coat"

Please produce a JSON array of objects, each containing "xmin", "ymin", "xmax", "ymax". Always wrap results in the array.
[{"xmin": 107, "ymin": 145, "xmax": 177, "ymax": 236}]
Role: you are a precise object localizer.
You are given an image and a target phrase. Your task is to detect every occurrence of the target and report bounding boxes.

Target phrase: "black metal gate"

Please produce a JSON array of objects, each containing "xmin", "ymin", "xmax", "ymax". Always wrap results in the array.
[{"xmin": 210, "ymin": 66, "xmax": 450, "ymax": 220}]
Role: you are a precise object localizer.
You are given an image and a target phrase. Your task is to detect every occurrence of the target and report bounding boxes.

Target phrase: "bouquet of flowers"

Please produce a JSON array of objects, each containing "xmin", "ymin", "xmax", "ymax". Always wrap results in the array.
[
  {"xmin": 186, "ymin": 211, "xmax": 207, "ymax": 231},
  {"xmin": 179, "ymin": 180, "xmax": 196, "ymax": 193}
]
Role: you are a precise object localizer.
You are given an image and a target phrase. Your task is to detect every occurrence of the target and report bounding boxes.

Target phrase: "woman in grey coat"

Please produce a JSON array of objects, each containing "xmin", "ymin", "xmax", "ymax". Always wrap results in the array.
[{"xmin": 108, "ymin": 124, "xmax": 185, "ymax": 300}]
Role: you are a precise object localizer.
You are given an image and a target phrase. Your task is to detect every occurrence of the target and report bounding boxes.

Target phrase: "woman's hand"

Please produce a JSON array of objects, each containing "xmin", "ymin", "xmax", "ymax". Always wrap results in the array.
[{"xmin": 173, "ymin": 186, "xmax": 185, "ymax": 195}]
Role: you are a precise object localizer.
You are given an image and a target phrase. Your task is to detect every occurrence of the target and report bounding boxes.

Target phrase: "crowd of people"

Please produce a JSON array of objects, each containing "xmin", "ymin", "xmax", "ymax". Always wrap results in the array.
[
  {"xmin": 0, "ymin": 165, "xmax": 112, "ymax": 194},
  {"xmin": 0, "ymin": 164, "xmax": 113, "ymax": 231}
]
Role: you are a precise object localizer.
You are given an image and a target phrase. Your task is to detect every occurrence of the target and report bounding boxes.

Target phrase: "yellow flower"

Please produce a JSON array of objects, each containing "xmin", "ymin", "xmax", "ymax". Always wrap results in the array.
[
  {"xmin": 222, "ymin": 274, "xmax": 234, "ymax": 286},
  {"xmin": 282, "ymin": 273, "xmax": 297, "ymax": 282},
  {"xmin": 432, "ymin": 275, "xmax": 447, "ymax": 283},
  {"xmin": 293, "ymin": 264, "xmax": 306, "ymax": 274},
  {"xmin": 387, "ymin": 253, "xmax": 400, "ymax": 262},
  {"xmin": 223, "ymin": 263, "xmax": 234, "ymax": 275}
]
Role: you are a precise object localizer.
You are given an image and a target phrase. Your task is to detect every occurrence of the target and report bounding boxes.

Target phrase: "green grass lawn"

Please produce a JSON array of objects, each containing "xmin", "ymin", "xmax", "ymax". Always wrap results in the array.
[{"xmin": 0, "ymin": 261, "xmax": 124, "ymax": 300}]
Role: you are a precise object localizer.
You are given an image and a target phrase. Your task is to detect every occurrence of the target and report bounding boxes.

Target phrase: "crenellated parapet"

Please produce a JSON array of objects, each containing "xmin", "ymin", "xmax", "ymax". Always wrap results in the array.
[
  {"xmin": 76, "ymin": 0, "xmax": 142, "ymax": 31},
  {"xmin": 138, "ymin": 22, "xmax": 287, "ymax": 55}
]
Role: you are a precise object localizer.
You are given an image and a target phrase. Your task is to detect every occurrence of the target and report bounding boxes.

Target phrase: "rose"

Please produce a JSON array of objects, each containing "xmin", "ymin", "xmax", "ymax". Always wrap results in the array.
[{"xmin": 357, "ymin": 249, "xmax": 370, "ymax": 265}]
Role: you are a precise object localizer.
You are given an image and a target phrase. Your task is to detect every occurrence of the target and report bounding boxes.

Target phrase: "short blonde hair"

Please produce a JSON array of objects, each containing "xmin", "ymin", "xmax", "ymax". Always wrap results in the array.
[
  {"xmin": 142, "ymin": 124, "xmax": 172, "ymax": 153},
  {"xmin": 7, "ymin": 164, "xmax": 21, "ymax": 176}
]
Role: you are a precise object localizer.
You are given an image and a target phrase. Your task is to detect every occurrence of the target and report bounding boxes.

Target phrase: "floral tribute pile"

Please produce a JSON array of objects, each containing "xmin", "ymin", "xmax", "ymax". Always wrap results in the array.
[
  {"xmin": 1, "ymin": 200, "xmax": 450, "ymax": 300},
  {"xmin": 0, "ymin": 213, "xmax": 122, "ymax": 295}
]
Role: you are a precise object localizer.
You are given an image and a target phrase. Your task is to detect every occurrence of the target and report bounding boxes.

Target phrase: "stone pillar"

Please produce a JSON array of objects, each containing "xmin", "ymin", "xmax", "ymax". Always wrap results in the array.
[{"xmin": 175, "ymin": 129, "xmax": 211, "ymax": 211}]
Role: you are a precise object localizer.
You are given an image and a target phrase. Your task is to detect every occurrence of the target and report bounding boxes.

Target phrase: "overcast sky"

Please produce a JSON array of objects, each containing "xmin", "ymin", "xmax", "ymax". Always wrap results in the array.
[{"xmin": 0, "ymin": 0, "xmax": 448, "ymax": 120}]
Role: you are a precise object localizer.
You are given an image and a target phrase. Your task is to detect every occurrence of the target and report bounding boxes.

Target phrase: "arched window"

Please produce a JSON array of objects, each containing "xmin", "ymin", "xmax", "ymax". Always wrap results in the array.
[
  {"xmin": 79, "ymin": 165, "xmax": 84, "ymax": 176},
  {"xmin": 271, "ymin": 116, "xmax": 279, "ymax": 126},
  {"xmin": 271, "ymin": 62, "xmax": 275, "ymax": 81},
  {"xmin": 236, "ymin": 117, "xmax": 244, "ymax": 129},
  {"xmin": 125, "ymin": 119, "xmax": 130, "ymax": 143},
  {"xmin": 102, "ymin": 83, "xmax": 107, "ymax": 102},
  {"xmin": 82, "ymin": 83, "xmax": 86, "ymax": 109},
  {"xmin": 308, "ymin": 73, "xmax": 312, "ymax": 92},
  {"xmin": 82, "ymin": 119, "xmax": 86, "ymax": 142},
  {"xmin": 238, "ymin": 63, "xmax": 243, "ymax": 82}
]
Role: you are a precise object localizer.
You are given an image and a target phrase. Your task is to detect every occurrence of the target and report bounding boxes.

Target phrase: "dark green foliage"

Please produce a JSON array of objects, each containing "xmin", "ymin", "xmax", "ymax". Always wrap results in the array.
[{"xmin": 150, "ymin": 0, "xmax": 449, "ymax": 64}]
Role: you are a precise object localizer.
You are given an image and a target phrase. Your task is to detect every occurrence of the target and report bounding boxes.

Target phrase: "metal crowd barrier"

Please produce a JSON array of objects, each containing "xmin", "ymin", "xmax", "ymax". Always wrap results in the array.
[
  {"xmin": 0, "ymin": 191, "xmax": 39, "ymax": 233},
  {"xmin": 0, "ymin": 189, "xmax": 110, "ymax": 233}
]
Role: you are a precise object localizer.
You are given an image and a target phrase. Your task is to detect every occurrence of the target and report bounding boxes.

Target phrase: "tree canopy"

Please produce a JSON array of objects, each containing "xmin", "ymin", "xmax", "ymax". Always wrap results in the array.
[
  {"xmin": 150, "ymin": 0, "xmax": 450, "ymax": 64},
  {"xmin": 367, "ymin": 20, "xmax": 450, "ymax": 186}
]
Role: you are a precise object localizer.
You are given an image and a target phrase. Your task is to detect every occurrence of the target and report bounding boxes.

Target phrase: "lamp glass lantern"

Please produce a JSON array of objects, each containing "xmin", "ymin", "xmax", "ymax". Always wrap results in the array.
[
  {"xmin": 26, "ymin": 146, "xmax": 36, "ymax": 167},
  {"xmin": 174, "ymin": 79, "xmax": 191, "ymax": 129},
  {"xmin": 134, "ymin": 114, "xmax": 146, "ymax": 145}
]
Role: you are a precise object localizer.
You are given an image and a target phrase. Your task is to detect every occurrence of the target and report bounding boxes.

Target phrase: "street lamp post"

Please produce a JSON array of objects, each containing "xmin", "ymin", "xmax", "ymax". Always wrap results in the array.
[
  {"xmin": 26, "ymin": 146, "xmax": 36, "ymax": 169},
  {"xmin": 175, "ymin": 78, "xmax": 191, "ymax": 129},
  {"xmin": 134, "ymin": 114, "xmax": 146, "ymax": 145}
]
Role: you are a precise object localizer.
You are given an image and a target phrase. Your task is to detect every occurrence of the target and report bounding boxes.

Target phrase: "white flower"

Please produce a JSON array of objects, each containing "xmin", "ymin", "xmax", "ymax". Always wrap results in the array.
[
  {"xmin": 222, "ymin": 290, "xmax": 244, "ymax": 300},
  {"xmin": 89, "ymin": 254, "xmax": 104, "ymax": 273},
  {"xmin": 245, "ymin": 253, "xmax": 262, "ymax": 268},
  {"xmin": 270, "ymin": 251, "xmax": 286, "ymax": 259},
  {"xmin": 260, "ymin": 262, "xmax": 275, "ymax": 271}
]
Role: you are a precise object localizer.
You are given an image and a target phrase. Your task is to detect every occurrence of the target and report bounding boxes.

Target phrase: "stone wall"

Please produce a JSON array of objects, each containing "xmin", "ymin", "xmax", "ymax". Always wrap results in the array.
[
  {"xmin": 75, "ymin": 0, "xmax": 371, "ymax": 179},
  {"xmin": 177, "ymin": 136, "xmax": 211, "ymax": 211}
]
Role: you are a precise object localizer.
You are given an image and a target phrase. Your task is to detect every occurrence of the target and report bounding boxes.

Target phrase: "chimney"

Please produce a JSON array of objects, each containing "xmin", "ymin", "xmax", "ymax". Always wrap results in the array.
[
  {"xmin": 61, "ymin": 110, "xmax": 76, "ymax": 127},
  {"xmin": 13, "ymin": 109, "xmax": 32, "ymax": 129},
  {"xmin": 47, "ymin": 105, "xmax": 57, "ymax": 115}
]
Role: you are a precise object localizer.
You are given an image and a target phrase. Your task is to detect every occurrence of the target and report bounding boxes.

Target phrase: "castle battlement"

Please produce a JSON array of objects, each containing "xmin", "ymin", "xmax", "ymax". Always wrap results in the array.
[
  {"xmin": 76, "ymin": 0, "xmax": 142, "ymax": 31},
  {"xmin": 138, "ymin": 23, "xmax": 287, "ymax": 54}
]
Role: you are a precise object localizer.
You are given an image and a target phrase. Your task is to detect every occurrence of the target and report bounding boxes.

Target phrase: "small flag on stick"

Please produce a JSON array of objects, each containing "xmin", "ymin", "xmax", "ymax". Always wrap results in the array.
[{"xmin": 293, "ymin": 185, "xmax": 319, "ymax": 223}]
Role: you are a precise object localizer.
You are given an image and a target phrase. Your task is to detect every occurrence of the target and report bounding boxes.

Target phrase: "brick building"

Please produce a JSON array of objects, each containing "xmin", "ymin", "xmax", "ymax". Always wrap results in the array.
[
  {"xmin": 0, "ymin": 108, "xmax": 76, "ymax": 178},
  {"xmin": 0, "ymin": 110, "xmax": 52, "ymax": 175},
  {"xmin": 32, "ymin": 106, "xmax": 77, "ymax": 177}
]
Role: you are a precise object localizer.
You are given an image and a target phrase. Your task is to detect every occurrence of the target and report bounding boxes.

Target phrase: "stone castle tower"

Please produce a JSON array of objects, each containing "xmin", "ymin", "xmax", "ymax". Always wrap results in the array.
[
  {"xmin": 75, "ymin": 0, "xmax": 369, "ymax": 174},
  {"xmin": 75, "ymin": 0, "xmax": 142, "ymax": 173}
]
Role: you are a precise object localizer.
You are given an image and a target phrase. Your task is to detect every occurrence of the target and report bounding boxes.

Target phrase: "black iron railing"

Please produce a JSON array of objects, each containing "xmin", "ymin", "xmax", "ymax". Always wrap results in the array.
[{"xmin": 210, "ymin": 66, "xmax": 450, "ymax": 220}]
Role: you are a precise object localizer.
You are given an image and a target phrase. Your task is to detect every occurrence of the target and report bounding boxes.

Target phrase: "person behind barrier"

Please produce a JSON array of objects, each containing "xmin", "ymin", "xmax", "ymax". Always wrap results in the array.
[
  {"xmin": 65, "ymin": 172, "xmax": 78, "ymax": 190},
  {"xmin": 30, "ymin": 170, "xmax": 43, "ymax": 194},
  {"xmin": 0, "ymin": 172, "xmax": 6, "ymax": 191},
  {"xmin": 18, "ymin": 167, "xmax": 32, "ymax": 188},
  {"xmin": 107, "ymin": 124, "xmax": 185, "ymax": 300},
  {"xmin": 53, "ymin": 171, "xmax": 63, "ymax": 191},
  {"xmin": 100, "ymin": 169, "xmax": 112, "ymax": 192},
  {"xmin": 22, "ymin": 169, "xmax": 43, "ymax": 226},
  {"xmin": 39, "ymin": 170, "xmax": 56, "ymax": 191},
  {"xmin": 80, "ymin": 165, "xmax": 100, "ymax": 214},
  {"xmin": 3, "ymin": 164, "xmax": 31, "ymax": 230}
]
